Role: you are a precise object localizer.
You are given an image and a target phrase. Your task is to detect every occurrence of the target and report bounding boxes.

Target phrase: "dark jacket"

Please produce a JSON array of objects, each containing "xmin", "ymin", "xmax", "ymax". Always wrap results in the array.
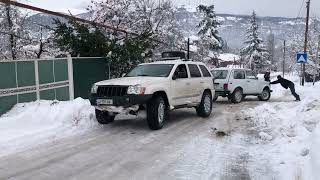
[
  {"xmin": 270, "ymin": 78, "xmax": 294, "ymax": 89},
  {"xmin": 264, "ymin": 72, "xmax": 270, "ymax": 82}
]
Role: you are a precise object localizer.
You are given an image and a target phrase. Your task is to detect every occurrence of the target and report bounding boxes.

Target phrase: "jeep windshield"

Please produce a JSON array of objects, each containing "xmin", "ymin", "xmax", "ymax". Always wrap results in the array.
[
  {"xmin": 125, "ymin": 64, "xmax": 174, "ymax": 77},
  {"xmin": 212, "ymin": 70, "xmax": 228, "ymax": 79}
]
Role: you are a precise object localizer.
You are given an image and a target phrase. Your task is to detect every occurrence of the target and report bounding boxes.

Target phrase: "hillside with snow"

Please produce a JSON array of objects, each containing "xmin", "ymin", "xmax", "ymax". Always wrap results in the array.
[{"xmin": 25, "ymin": 7, "xmax": 315, "ymax": 50}]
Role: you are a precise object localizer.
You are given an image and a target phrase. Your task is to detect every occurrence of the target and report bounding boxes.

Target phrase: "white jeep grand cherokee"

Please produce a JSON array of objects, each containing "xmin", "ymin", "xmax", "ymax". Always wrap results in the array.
[
  {"xmin": 90, "ymin": 60, "xmax": 215, "ymax": 130},
  {"xmin": 211, "ymin": 68, "xmax": 271, "ymax": 103}
]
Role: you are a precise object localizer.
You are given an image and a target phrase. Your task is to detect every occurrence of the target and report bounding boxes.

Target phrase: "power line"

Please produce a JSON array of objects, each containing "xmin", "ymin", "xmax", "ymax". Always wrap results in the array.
[{"xmin": 296, "ymin": 0, "xmax": 306, "ymax": 19}]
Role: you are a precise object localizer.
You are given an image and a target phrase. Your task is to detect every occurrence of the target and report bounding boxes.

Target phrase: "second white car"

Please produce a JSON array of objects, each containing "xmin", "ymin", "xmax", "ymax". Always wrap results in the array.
[{"xmin": 211, "ymin": 68, "xmax": 271, "ymax": 103}]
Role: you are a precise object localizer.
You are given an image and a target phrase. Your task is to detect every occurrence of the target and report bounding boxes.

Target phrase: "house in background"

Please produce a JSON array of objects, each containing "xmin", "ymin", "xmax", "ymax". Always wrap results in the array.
[{"xmin": 218, "ymin": 53, "xmax": 241, "ymax": 67}]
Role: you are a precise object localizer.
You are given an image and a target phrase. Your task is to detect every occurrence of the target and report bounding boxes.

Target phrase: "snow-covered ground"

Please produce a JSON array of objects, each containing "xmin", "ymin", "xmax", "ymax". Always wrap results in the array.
[
  {"xmin": 242, "ymin": 75, "xmax": 320, "ymax": 180},
  {"xmin": 0, "ymin": 73, "xmax": 320, "ymax": 179},
  {"xmin": 0, "ymin": 98, "xmax": 98, "ymax": 157}
]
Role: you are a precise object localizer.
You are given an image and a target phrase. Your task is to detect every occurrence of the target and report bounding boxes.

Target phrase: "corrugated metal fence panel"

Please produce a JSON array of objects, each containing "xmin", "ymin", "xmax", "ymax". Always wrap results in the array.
[
  {"xmin": 17, "ymin": 61, "xmax": 35, "ymax": 87},
  {"xmin": 38, "ymin": 60, "xmax": 54, "ymax": 84},
  {"xmin": 72, "ymin": 57, "xmax": 110, "ymax": 99},
  {"xmin": 0, "ymin": 62, "xmax": 16, "ymax": 89},
  {"xmin": 0, "ymin": 95, "xmax": 17, "ymax": 115}
]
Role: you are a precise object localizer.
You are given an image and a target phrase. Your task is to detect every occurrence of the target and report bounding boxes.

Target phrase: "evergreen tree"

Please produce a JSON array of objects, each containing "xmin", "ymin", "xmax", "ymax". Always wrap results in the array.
[
  {"xmin": 53, "ymin": 19, "xmax": 109, "ymax": 57},
  {"xmin": 241, "ymin": 11, "xmax": 270, "ymax": 71},
  {"xmin": 197, "ymin": 4, "xmax": 223, "ymax": 63},
  {"xmin": 53, "ymin": 19, "xmax": 152, "ymax": 77}
]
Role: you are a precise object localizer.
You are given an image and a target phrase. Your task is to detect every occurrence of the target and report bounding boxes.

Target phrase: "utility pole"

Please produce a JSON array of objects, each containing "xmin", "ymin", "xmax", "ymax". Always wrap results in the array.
[
  {"xmin": 283, "ymin": 40, "xmax": 286, "ymax": 78},
  {"xmin": 187, "ymin": 38, "xmax": 190, "ymax": 59},
  {"xmin": 314, "ymin": 35, "xmax": 320, "ymax": 85},
  {"xmin": 302, "ymin": 0, "xmax": 311, "ymax": 86}
]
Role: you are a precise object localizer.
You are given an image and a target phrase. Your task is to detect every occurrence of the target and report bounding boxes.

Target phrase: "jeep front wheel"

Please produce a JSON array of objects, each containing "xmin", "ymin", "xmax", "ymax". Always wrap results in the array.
[
  {"xmin": 147, "ymin": 96, "xmax": 167, "ymax": 130},
  {"xmin": 196, "ymin": 91, "xmax": 213, "ymax": 117},
  {"xmin": 95, "ymin": 109, "xmax": 115, "ymax": 124}
]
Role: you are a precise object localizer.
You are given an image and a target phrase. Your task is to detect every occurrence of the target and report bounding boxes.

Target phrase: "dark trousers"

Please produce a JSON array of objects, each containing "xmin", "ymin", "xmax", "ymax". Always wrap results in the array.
[{"xmin": 288, "ymin": 84, "xmax": 300, "ymax": 100}]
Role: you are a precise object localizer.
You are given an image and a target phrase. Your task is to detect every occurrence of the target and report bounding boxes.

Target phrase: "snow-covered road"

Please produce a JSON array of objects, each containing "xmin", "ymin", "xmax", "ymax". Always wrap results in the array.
[
  {"xmin": 0, "ymin": 100, "xmax": 264, "ymax": 180},
  {"xmin": 0, "ymin": 75, "xmax": 319, "ymax": 180}
]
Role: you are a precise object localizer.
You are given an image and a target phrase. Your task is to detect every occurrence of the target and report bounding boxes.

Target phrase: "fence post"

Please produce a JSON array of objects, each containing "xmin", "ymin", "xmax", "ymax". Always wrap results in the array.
[
  {"xmin": 34, "ymin": 59, "xmax": 40, "ymax": 100},
  {"xmin": 67, "ymin": 54, "xmax": 74, "ymax": 100}
]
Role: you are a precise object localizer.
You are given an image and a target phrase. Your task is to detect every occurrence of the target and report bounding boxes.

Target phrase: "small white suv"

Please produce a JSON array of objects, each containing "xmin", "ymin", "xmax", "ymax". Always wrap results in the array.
[
  {"xmin": 90, "ymin": 60, "xmax": 215, "ymax": 130},
  {"xmin": 211, "ymin": 68, "xmax": 271, "ymax": 103}
]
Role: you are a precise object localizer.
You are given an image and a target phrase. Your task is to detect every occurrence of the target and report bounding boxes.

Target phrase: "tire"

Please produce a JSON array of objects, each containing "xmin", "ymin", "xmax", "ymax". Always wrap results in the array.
[
  {"xmin": 147, "ymin": 95, "xmax": 167, "ymax": 130},
  {"xmin": 231, "ymin": 88, "xmax": 243, "ymax": 104},
  {"xmin": 196, "ymin": 91, "xmax": 213, "ymax": 117},
  {"xmin": 95, "ymin": 109, "xmax": 115, "ymax": 124},
  {"xmin": 212, "ymin": 93, "xmax": 219, "ymax": 102},
  {"xmin": 258, "ymin": 88, "xmax": 271, "ymax": 101}
]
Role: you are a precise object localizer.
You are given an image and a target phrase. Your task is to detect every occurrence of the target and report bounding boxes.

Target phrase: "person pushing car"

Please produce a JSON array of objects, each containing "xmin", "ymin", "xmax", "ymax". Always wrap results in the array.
[{"xmin": 270, "ymin": 75, "xmax": 301, "ymax": 101}]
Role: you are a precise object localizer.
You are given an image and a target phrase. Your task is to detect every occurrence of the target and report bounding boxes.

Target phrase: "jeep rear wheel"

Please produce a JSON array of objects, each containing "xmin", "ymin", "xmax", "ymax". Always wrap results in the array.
[
  {"xmin": 258, "ymin": 88, "xmax": 271, "ymax": 101},
  {"xmin": 95, "ymin": 109, "xmax": 115, "ymax": 124},
  {"xmin": 197, "ymin": 91, "xmax": 213, "ymax": 117},
  {"xmin": 231, "ymin": 88, "xmax": 243, "ymax": 104},
  {"xmin": 147, "ymin": 96, "xmax": 167, "ymax": 130}
]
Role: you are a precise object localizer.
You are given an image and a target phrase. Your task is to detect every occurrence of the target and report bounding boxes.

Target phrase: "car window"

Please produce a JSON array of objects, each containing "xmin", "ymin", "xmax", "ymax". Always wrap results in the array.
[
  {"xmin": 233, "ymin": 70, "xmax": 245, "ymax": 79},
  {"xmin": 199, "ymin": 65, "xmax": 211, "ymax": 77},
  {"xmin": 126, "ymin": 64, "xmax": 174, "ymax": 77},
  {"xmin": 188, "ymin": 64, "xmax": 202, "ymax": 78},
  {"xmin": 212, "ymin": 70, "xmax": 228, "ymax": 79},
  {"xmin": 173, "ymin": 64, "xmax": 188, "ymax": 79},
  {"xmin": 246, "ymin": 70, "xmax": 256, "ymax": 79}
]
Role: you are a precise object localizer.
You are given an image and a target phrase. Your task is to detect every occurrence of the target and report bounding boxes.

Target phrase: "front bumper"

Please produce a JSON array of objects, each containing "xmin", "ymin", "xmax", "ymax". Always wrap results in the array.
[{"xmin": 89, "ymin": 94, "xmax": 153, "ymax": 107}]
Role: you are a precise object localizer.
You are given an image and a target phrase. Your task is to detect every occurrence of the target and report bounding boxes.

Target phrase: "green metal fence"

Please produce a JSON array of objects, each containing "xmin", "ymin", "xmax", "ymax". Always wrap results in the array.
[
  {"xmin": 72, "ymin": 57, "xmax": 110, "ymax": 99},
  {"xmin": 0, "ymin": 57, "xmax": 110, "ymax": 115}
]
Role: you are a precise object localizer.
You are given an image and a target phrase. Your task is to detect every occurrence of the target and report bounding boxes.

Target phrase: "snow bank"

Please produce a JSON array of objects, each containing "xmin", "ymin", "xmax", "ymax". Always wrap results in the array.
[
  {"xmin": 0, "ymin": 98, "xmax": 98, "ymax": 157},
  {"xmin": 310, "ymin": 124, "xmax": 320, "ymax": 179},
  {"xmin": 243, "ymin": 75, "xmax": 320, "ymax": 179}
]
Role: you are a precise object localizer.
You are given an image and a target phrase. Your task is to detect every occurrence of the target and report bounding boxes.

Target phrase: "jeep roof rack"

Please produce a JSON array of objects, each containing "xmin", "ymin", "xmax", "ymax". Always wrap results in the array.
[{"xmin": 161, "ymin": 51, "xmax": 186, "ymax": 60}]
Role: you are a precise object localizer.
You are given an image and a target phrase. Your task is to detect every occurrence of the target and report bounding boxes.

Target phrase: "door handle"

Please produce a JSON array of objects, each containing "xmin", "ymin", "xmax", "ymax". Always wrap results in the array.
[
  {"xmin": 247, "ymin": 81, "xmax": 250, "ymax": 82},
  {"xmin": 186, "ymin": 82, "xmax": 191, "ymax": 85},
  {"xmin": 200, "ymin": 82, "xmax": 204, "ymax": 84}
]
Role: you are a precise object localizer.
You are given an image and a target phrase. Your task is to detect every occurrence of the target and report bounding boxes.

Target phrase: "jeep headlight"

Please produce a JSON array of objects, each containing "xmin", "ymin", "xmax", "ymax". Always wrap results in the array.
[
  {"xmin": 127, "ymin": 84, "xmax": 146, "ymax": 95},
  {"xmin": 91, "ymin": 84, "xmax": 98, "ymax": 94}
]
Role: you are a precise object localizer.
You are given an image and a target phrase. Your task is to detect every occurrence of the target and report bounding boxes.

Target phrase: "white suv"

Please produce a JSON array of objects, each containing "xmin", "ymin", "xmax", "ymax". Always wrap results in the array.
[
  {"xmin": 90, "ymin": 60, "xmax": 215, "ymax": 130},
  {"xmin": 211, "ymin": 68, "xmax": 271, "ymax": 103}
]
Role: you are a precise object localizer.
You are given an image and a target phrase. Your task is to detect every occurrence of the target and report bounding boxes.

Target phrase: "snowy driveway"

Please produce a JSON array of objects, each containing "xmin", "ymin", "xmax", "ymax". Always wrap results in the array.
[
  {"xmin": 0, "ymin": 99, "xmax": 274, "ymax": 180},
  {"xmin": 0, "ymin": 77, "xmax": 319, "ymax": 180}
]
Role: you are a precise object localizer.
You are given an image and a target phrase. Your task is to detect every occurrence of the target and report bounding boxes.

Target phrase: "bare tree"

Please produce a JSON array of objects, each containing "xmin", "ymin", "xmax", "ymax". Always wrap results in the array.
[{"xmin": 0, "ymin": 3, "xmax": 29, "ymax": 60}]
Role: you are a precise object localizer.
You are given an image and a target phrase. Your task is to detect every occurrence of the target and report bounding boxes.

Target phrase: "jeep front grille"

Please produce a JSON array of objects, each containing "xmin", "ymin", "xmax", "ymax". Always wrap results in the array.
[{"xmin": 97, "ymin": 86, "xmax": 128, "ymax": 97}]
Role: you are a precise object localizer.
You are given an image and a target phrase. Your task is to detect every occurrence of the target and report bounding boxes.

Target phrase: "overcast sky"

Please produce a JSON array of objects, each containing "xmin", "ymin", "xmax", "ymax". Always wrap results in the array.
[{"xmin": 23, "ymin": 0, "xmax": 320, "ymax": 18}]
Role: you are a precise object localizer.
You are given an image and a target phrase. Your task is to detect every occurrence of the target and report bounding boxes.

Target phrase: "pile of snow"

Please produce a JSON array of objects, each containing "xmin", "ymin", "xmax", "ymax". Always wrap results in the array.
[
  {"xmin": 218, "ymin": 53, "xmax": 240, "ymax": 62},
  {"xmin": 0, "ymin": 98, "xmax": 98, "ymax": 157},
  {"xmin": 310, "ymin": 124, "xmax": 320, "ymax": 179},
  {"xmin": 243, "ymin": 74, "xmax": 320, "ymax": 179}
]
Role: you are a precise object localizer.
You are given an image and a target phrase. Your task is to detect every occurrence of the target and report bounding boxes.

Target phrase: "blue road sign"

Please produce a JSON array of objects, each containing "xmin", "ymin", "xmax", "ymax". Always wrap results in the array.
[{"xmin": 297, "ymin": 53, "xmax": 308, "ymax": 63}]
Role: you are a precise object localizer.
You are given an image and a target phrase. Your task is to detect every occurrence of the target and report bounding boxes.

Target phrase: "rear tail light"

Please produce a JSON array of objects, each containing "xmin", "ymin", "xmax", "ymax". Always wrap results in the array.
[{"xmin": 223, "ymin": 84, "xmax": 228, "ymax": 91}]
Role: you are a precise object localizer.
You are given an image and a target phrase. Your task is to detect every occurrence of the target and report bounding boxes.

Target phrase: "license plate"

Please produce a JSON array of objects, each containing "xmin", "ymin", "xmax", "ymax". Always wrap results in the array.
[
  {"xmin": 214, "ymin": 83, "xmax": 219, "ymax": 88},
  {"xmin": 97, "ymin": 99, "xmax": 113, "ymax": 105}
]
